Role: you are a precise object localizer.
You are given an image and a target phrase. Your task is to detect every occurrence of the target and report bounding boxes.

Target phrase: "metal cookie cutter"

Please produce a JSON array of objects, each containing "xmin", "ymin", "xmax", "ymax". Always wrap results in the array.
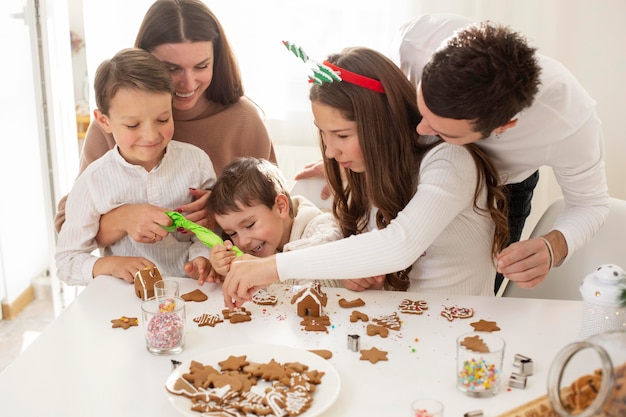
[
  {"xmin": 513, "ymin": 353, "xmax": 534, "ymax": 376},
  {"xmin": 347, "ymin": 334, "xmax": 360, "ymax": 352},
  {"xmin": 509, "ymin": 372, "xmax": 528, "ymax": 389},
  {"xmin": 463, "ymin": 410, "xmax": 483, "ymax": 417}
]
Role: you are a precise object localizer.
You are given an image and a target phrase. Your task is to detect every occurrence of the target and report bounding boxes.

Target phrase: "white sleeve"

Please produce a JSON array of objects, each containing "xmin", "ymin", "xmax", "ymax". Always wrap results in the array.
[
  {"xmin": 276, "ymin": 143, "xmax": 478, "ymax": 281},
  {"xmin": 54, "ymin": 177, "xmax": 100, "ymax": 286}
]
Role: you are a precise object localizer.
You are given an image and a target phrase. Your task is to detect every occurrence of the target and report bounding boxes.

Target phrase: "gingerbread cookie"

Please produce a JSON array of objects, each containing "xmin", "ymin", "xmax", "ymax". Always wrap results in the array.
[
  {"xmin": 441, "ymin": 305, "xmax": 474, "ymax": 321},
  {"xmin": 470, "ymin": 319, "xmax": 501, "ymax": 332},
  {"xmin": 373, "ymin": 312, "xmax": 401, "ymax": 330},
  {"xmin": 359, "ymin": 347, "xmax": 388, "ymax": 364},
  {"xmin": 193, "ymin": 313, "xmax": 223, "ymax": 327},
  {"xmin": 349, "ymin": 310, "xmax": 369, "ymax": 322},
  {"xmin": 460, "ymin": 335, "xmax": 490, "ymax": 353},
  {"xmin": 111, "ymin": 316, "xmax": 138, "ymax": 329},
  {"xmin": 251, "ymin": 288, "xmax": 278, "ymax": 306},
  {"xmin": 398, "ymin": 299, "xmax": 428, "ymax": 314},
  {"xmin": 181, "ymin": 289, "xmax": 208, "ymax": 302},
  {"xmin": 300, "ymin": 315, "xmax": 331, "ymax": 332},
  {"xmin": 218, "ymin": 355, "xmax": 250, "ymax": 372},
  {"xmin": 338, "ymin": 297, "xmax": 365, "ymax": 308},
  {"xmin": 222, "ymin": 307, "xmax": 252, "ymax": 323},
  {"xmin": 308, "ymin": 349, "xmax": 333, "ymax": 360},
  {"xmin": 366, "ymin": 324, "xmax": 389, "ymax": 338}
]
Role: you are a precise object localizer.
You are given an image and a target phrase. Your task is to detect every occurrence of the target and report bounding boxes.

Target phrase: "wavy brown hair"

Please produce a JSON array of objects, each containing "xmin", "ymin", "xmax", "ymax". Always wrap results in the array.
[
  {"xmin": 310, "ymin": 47, "xmax": 508, "ymax": 290},
  {"xmin": 135, "ymin": 0, "xmax": 243, "ymax": 105}
]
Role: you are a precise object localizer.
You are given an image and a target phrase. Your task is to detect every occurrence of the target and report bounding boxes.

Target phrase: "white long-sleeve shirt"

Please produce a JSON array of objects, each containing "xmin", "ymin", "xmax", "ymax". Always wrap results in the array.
[
  {"xmin": 393, "ymin": 14, "xmax": 610, "ymax": 263},
  {"xmin": 277, "ymin": 142, "xmax": 496, "ymax": 296},
  {"xmin": 56, "ymin": 141, "xmax": 216, "ymax": 285}
]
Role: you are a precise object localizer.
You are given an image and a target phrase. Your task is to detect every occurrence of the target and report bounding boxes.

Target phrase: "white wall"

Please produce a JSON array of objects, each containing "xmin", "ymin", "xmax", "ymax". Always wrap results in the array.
[{"xmin": 68, "ymin": 0, "xmax": 626, "ymax": 233}]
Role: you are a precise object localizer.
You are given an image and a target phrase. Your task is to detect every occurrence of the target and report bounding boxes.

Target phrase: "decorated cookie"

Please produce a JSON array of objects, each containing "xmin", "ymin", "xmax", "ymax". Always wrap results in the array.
[
  {"xmin": 441, "ymin": 305, "xmax": 474, "ymax": 321},
  {"xmin": 193, "ymin": 313, "xmax": 223, "ymax": 327},
  {"xmin": 398, "ymin": 299, "xmax": 428, "ymax": 314},
  {"xmin": 338, "ymin": 297, "xmax": 365, "ymax": 308},
  {"xmin": 359, "ymin": 347, "xmax": 388, "ymax": 364},
  {"xmin": 181, "ymin": 289, "xmax": 208, "ymax": 302},
  {"xmin": 251, "ymin": 288, "xmax": 278, "ymax": 306},
  {"xmin": 373, "ymin": 312, "xmax": 401, "ymax": 330},
  {"xmin": 111, "ymin": 316, "xmax": 138, "ymax": 329},
  {"xmin": 470, "ymin": 319, "xmax": 501, "ymax": 332},
  {"xmin": 222, "ymin": 307, "xmax": 252, "ymax": 323}
]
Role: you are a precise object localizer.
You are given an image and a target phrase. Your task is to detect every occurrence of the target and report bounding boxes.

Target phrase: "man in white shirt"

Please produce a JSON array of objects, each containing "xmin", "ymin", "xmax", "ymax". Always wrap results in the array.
[{"xmin": 394, "ymin": 14, "xmax": 609, "ymax": 292}]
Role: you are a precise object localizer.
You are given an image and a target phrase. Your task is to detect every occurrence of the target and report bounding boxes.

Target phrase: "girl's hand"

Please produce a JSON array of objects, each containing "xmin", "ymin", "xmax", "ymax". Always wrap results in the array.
[{"xmin": 343, "ymin": 276, "xmax": 385, "ymax": 291}]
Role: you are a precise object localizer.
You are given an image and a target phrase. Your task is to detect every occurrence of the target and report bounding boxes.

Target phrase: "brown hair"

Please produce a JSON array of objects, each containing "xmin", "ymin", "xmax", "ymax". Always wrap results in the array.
[
  {"xmin": 310, "ymin": 47, "xmax": 508, "ymax": 290},
  {"xmin": 135, "ymin": 0, "xmax": 243, "ymax": 105},
  {"xmin": 94, "ymin": 48, "xmax": 173, "ymax": 115},
  {"xmin": 422, "ymin": 21, "xmax": 541, "ymax": 138},
  {"xmin": 208, "ymin": 157, "xmax": 293, "ymax": 218}
]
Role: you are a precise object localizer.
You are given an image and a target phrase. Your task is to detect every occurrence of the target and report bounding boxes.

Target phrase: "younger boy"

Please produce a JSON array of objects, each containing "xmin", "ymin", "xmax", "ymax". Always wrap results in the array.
[
  {"xmin": 55, "ymin": 48, "xmax": 216, "ymax": 285},
  {"xmin": 207, "ymin": 157, "xmax": 341, "ymax": 287}
]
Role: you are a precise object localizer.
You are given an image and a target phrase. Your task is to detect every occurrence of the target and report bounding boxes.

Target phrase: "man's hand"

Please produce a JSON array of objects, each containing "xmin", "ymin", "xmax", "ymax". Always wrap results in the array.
[{"xmin": 497, "ymin": 230, "xmax": 567, "ymax": 288}]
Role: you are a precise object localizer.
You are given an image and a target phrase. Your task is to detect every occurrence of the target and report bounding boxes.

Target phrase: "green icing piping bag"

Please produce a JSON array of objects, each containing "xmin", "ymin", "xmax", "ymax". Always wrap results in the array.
[{"xmin": 163, "ymin": 211, "xmax": 243, "ymax": 256}]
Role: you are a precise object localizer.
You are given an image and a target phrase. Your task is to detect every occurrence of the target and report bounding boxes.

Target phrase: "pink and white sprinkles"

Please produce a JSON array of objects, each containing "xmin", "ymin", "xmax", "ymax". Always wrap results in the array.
[
  {"xmin": 147, "ymin": 312, "xmax": 184, "ymax": 349},
  {"xmin": 458, "ymin": 357, "xmax": 500, "ymax": 392}
]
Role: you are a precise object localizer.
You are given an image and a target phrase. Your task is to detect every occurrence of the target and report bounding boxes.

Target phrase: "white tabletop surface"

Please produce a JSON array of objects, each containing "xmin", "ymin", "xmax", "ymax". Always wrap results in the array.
[{"xmin": 0, "ymin": 276, "xmax": 583, "ymax": 417}]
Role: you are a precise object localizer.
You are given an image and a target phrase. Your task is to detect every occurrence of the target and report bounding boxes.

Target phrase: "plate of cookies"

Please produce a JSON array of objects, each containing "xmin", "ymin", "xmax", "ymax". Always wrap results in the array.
[{"xmin": 165, "ymin": 343, "xmax": 340, "ymax": 416}]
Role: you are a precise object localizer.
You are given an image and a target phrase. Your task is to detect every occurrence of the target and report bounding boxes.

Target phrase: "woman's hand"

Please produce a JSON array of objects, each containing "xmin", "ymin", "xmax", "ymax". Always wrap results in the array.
[{"xmin": 175, "ymin": 189, "xmax": 216, "ymax": 230}]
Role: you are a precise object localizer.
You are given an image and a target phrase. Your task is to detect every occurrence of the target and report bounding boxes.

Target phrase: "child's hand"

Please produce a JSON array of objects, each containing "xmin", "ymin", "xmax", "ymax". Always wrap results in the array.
[
  {"xmin": 185, "ymin": 256, "xmax": 211, "ymax": 284},
  {"xmin": 93, "ymin": 256, "xmax": 155, "ymax": 283},
  {"xmin": 343, "ymin": 275, "xmax": 385, "ymax": 291},
  {"xmin": 209, "ymin": 241, "xmax": 238, "ymax": 276}
]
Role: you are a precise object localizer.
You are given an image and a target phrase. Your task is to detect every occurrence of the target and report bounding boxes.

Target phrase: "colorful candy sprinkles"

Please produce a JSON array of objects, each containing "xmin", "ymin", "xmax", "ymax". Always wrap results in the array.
[{"xmin": 458, "ymin": 357, "xmax": 500, "ymax": 391}]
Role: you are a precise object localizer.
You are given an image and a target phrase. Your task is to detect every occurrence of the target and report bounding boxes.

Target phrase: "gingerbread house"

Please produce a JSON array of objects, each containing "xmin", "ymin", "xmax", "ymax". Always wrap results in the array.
[
  {"xmin": 134, "ymin": 266, "xmax": 163, "ymax": 300},
  {"xmin": 290, "ymin": 282, "xmax": 327, "ymax": 317}
]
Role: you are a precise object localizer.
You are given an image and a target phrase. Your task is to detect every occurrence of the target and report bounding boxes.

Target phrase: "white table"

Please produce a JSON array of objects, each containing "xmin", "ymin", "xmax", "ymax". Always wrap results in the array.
[{"xmin": 0, "ymin": 276, "xmax": 583, "ymax": 416}]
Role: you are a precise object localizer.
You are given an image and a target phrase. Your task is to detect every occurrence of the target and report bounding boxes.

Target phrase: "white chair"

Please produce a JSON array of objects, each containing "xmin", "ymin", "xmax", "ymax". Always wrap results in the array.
[
  {"xmin": 289, "ymin": 177, "xmax": 333, "ymax": 211},
  {"xmin": 501, "ymin": 197, "xmax": 626, "ymax": 300}
]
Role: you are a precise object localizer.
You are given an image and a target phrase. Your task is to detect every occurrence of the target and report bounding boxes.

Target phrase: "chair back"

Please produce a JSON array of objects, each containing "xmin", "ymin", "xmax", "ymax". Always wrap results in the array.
[{"xmin": 501, "ymin": 197, "xmax": 626, "ymax": 300}]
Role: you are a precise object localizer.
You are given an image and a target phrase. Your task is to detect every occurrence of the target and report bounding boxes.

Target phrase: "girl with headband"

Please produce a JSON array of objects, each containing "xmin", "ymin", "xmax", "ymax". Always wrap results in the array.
[{"xmin": 222, "ymin": 46, "xmax": 509, "ymax": 306}]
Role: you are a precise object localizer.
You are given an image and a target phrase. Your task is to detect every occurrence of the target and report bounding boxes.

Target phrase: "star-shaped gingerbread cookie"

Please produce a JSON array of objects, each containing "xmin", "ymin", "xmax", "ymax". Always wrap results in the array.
[
  {"xmin": 359, "ymin": 347, "xmax": 388, "ymax": 364},
  {"xmin": 111, "ymin": 316, "xmax": 138, "ymax": 329},
  {"xmin": 470, "ymin": 319, "xmax": 501, "ymax": 332}
]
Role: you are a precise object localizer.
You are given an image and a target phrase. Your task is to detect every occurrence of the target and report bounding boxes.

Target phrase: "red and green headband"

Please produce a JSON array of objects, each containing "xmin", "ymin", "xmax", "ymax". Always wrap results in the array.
[{"xmin": 283, "ymin": 41, "xmax": 385, "ymax": 94}]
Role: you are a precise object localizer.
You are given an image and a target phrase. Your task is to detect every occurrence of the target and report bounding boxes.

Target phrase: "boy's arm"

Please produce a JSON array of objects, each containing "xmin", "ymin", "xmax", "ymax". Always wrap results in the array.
[{"xmin": 93, "ymin": 256, "xmax": 155, "ymax": 283}]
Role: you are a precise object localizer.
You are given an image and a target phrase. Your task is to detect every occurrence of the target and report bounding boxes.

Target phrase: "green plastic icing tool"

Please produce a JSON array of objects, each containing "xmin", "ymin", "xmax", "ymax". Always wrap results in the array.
[{"xmin": 163, "ymin": 211, "xmax": 243, "ymax": 256}]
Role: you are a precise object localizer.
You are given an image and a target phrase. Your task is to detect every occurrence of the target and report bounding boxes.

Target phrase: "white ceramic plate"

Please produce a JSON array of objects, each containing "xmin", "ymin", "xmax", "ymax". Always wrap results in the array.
[{"xmin": 165, "ymin": 344, "xmax": 340, "ymax": 416}]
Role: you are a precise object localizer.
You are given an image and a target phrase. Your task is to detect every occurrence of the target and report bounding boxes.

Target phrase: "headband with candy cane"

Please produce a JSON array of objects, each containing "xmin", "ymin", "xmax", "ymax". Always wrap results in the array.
[{"xmin": 283, "ymin": 41, "xmax": 385, "ymax": 94}]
